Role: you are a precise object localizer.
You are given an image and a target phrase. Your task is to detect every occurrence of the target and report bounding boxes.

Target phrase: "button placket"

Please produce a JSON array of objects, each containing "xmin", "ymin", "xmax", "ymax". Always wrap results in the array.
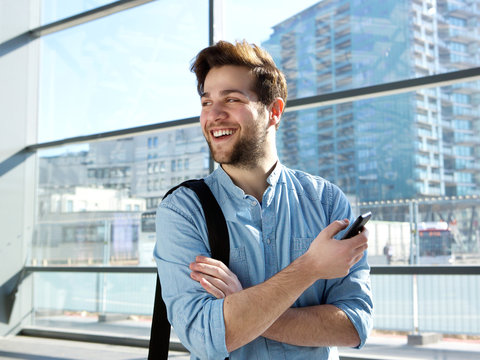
[{"xmin": 262, "ymin": 202, "xmax": 277, "ymax": 279}]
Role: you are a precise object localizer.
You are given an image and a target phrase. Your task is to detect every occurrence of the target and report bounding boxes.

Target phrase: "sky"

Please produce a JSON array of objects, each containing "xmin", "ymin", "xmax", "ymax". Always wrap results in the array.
[{"xmin": 38, "ymin": 0, "xmax": 320, "ymax": 143}]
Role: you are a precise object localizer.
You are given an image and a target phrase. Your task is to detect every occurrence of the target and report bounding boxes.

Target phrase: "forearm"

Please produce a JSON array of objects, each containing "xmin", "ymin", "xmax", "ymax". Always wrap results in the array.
[
  {"xmin": 262, "ymin": 304, "xmax": 360, "ymax": 347},
  {"xmin": 223, "ymin": 255, "xmax": 317, "ymax": 352},
  {"xmin": 192, "ymin": 219, "xmax": 369, "ymax": 352}
]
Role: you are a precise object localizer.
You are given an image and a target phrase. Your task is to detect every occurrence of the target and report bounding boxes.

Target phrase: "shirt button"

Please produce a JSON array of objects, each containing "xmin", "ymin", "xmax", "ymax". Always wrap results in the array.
[
  {"xmin": 266, "ymin": 238, "xmax": 271, "ymax": 244},
  {"xmin": 251, "ymin": 200, "xmax": 256, "ymax": 206}
]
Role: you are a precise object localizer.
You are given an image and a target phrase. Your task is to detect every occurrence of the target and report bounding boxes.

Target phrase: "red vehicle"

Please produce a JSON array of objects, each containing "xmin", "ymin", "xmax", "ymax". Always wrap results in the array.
[{"xmin": 417, "ymin": 221, "xmax": 456, "ymax": 265}]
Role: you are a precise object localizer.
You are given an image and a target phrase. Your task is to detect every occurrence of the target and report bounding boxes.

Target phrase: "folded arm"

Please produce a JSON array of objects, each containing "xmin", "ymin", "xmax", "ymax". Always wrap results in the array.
[
  {"xmin": 190, "ymin": 219, "xmax": 369, "ymax": 352},
  {"xmin": 155, "ymin": 195, "xmax": 230, "ymax": 359},
  {"xmin": 192, "ymin": 254, "xmax": 369, "ymax": 348},
  {"xmin": 262, "ymin": 304, "xmax": 360, "ymax": 347}
]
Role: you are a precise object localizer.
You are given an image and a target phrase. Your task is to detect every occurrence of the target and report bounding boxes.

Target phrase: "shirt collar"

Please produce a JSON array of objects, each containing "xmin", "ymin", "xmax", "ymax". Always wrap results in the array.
[
  {"xmin": 212, "ymin": 162, "xmax": 284, "ymax": 201},
  {"xmin": 266, "ymin": 161, "xmax": 283, "ymax": 187},
  {"xmin": 213, "ymin": 165, "xmax": 246, "ymax": 199}
]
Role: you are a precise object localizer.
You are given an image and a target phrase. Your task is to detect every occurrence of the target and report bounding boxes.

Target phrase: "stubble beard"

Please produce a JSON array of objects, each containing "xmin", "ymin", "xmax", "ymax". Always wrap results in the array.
[{"xmin": 207, "ymin": 121, "xmax": 269, "ymax": 170}]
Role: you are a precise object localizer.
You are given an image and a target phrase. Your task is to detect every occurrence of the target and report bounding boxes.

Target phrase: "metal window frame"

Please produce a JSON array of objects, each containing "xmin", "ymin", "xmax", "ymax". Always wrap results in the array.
[
  {"xmin": 26, "ymin": 0, "xmax": 480, "ymax": 151},
  {"xmin": 25, "ymin": 116, "xmax": 199, "ymax": 151},
  {"xmin": 23, "ymin": 265, "xmax": 480, "ymax": 275},
  {"xmin": 286, "ymin": 67, "xmax": 480, "ymax": 112},
  {"xmin": 26, "ymin": 66, "xmax": 480, "ymax": 151},
  {"xmin": 30, "ymin": 0, "xmax": 155, "ymax": 37}
]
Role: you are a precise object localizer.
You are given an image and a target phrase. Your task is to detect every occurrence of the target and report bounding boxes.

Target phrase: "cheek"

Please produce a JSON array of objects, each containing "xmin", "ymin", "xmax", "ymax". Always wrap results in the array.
[
  {"xmin": 199, "ymin": 114, "xmax": 210, "ymax": 138},
  {"xmin": 199, "ymin": 112, "xmax": 208, "ymax": 128}
]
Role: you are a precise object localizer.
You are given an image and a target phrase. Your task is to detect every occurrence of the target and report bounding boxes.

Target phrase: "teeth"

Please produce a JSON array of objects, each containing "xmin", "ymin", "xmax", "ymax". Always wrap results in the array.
[{"xmin": 213, "ymin": 129, "xmax": 234, "ymax": 138}]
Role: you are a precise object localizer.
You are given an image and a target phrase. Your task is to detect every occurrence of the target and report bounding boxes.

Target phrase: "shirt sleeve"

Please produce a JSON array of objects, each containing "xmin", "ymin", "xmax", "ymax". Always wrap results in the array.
[
  {"xmin": 324, "ymin": 182, "xmax": 374, "ymax": 348},
  {"xmin": 153, "ymin": 187, "xmax": 229, "ymax": 359}
]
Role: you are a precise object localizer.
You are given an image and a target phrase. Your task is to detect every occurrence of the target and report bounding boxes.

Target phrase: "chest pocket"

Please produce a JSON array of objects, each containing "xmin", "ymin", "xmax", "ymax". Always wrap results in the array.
[
  {"xmin": 291, "ymin": 237, "xmax": 315, "ymax": 261},
  {"xmin": 229, "ymin": 246, "xmax": 251, "ymax": 288}
]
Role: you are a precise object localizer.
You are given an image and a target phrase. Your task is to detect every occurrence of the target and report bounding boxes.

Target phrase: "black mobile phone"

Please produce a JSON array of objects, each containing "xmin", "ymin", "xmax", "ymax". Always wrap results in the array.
[{"xmin": 341, "ymin": 211, "xmax": 372, "ymax": 240}]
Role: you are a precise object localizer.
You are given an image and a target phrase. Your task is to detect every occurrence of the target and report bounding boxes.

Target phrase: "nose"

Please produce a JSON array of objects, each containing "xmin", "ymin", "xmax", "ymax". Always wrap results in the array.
[{"xmin": 204, "ymin": 102, "xmax": 227, "ymax": 123}]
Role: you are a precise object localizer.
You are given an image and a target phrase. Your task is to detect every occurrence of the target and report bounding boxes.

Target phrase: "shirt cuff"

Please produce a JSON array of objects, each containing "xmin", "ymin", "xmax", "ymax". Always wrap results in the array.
[{"xmin": 210, "ymin": 298, "xmax": 229, "ymax": 357}]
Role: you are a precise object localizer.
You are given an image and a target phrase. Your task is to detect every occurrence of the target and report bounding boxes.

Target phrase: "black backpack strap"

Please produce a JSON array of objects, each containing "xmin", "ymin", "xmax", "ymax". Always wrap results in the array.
[
  {"xmin": 182, "ymin": 180, "xmax": 230, "ymax": 265},
  {"xmin": 148, "ymin": 274, "xmax": 170, "ymax": 359},
  {"xmin": 148, "ymin": 179, "xmax": 230, "ymax": 359}
]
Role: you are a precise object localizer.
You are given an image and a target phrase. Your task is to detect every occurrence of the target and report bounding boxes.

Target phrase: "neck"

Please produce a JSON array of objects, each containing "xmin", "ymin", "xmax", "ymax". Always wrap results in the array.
[{"xmin": 222, "ymin": 155, "xmax": 278, "ymax": 202}]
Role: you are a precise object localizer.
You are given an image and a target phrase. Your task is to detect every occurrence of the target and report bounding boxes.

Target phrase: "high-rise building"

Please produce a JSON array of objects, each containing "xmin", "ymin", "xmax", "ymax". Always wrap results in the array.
[{"xmin": 263, "ymin": 0, "xmax": 480, "ymax": 202}]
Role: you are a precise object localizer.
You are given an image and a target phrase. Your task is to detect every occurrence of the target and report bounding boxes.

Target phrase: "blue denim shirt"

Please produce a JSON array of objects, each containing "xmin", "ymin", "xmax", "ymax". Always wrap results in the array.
[{"xmin": 154, "ymin": 163, "xmax": 373, "ymax": 360}]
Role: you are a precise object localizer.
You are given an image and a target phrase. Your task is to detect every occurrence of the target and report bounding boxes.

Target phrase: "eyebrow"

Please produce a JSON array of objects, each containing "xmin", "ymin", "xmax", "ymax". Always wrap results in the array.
[{"xmin": 200, "ymin": 89, "xmax": 250, "ymax": 98}]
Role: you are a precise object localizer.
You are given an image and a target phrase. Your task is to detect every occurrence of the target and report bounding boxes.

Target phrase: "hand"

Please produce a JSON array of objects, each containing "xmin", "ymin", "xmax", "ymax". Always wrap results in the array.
[
  {"xmin": 189, "ymin": 255, "xmax": 243, "ymax": 298},
  {"xmin": 303, "ymin": 219, "xmax": 368, "ymax": 279}
]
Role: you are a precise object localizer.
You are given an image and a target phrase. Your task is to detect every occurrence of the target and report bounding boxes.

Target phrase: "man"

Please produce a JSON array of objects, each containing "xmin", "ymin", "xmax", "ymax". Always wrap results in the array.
[{"xmin": 154, "ymin": 40, "xmax": 373, "ymax": 359}]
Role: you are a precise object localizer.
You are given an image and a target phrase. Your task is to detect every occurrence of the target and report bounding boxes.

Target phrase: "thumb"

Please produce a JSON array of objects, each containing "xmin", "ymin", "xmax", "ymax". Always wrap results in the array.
[{"xmin": 322, "ymin": 219, "xmax": 349, "ymax": 239}]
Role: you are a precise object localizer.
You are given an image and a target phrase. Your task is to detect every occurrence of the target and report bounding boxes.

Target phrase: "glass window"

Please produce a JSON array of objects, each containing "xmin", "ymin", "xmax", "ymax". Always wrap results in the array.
[
  {"xmin": 33, "ymin": 123, "xmax": 207, "ymax": 266},
  {"xmin": 39, "ymin": 0, "xmax": 208, "ymax": 142},
  {"xmin": 279, "ymin": 80, "xmax": 479, "ymax": 202},
  {"xmin": 446, "ymin": 16, "xmax": 466, "ymax": 27},
  {"xmin": 222, "ymin": 0, "xmax": 480, "ymax": 100},
  {"xmin": 41, "ymin": 0, "xmax": 117, "ymax": 25}
]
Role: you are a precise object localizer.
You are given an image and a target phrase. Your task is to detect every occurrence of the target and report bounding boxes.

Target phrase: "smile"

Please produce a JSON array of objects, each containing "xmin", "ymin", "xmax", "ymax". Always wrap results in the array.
[{"xmin": 212, "ymin": 129, "xmax": 235, "ymax": 138}]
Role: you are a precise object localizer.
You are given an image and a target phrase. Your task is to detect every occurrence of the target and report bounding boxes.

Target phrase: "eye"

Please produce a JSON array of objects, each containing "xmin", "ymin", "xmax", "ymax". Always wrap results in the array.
[
  {"xmin": 226, "ymin": 98, "xmax": 239, "ymax": 103},
  {"xmin": 201, "ymin": 100, "xmax": 212, "ymax": 107}
]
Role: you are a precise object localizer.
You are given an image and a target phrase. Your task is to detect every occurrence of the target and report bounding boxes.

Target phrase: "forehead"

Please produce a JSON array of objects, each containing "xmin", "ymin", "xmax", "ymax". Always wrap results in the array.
[{"xmin": 203, "ymin": 65, "xmax": 256, "ymax": 97}]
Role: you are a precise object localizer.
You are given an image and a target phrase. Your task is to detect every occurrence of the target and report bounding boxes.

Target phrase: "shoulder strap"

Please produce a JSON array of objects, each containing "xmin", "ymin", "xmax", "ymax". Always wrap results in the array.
[
  {"xmin": 181, "ymin": 179, "xmax": 230, "ymax": 265},
  {"xmin": 148, "ymin": 179, "xmax": 230, "ymax": 359},
  {"xmin": 148, "ymin": 274, "xmax": 169, "ymax": 359}
]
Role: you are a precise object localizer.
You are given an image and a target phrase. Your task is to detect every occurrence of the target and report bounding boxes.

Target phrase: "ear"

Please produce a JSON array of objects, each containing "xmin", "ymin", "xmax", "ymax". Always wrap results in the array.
[{"xmin": 268, "ymin": 97, "xmax": 285, "ymax": 127}]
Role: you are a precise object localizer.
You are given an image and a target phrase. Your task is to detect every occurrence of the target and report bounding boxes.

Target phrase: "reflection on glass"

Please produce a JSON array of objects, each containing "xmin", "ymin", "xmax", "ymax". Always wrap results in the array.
[
  {"xmin": 277, "ymin": 80, "xmax": 479, "ymax": 266},
  {"xmin": 39, "ymin": 0, "xmax": 208, "ymax": 142},
  {"xmin": 224, "ymin": 0, "xmax": 480, "ymax": 99},
  {"xmin": 41, "ymin": 0, "xmax": 117, "ymax": 25},
  {"xmin": 279, "ymin": 82, "xmax": 479, "ymax": 202},
  {"xmin": 33, "ymin": 124, "xmax": 208, "ymax": 267}
]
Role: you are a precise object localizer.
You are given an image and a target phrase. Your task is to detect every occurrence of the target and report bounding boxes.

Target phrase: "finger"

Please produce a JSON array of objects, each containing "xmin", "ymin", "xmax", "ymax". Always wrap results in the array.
[
  {"xmin": 200, "ymin": 277, "xmax": 225, "ymax": 299},
  {"xmin": 195, "ymin": 255, "xmax": 231, "ymax": 273},
  {"xmin": 350, "ymin": 252, "xmax": 365, "ymax": 267},
  {"xmin": 194, "ymin": 271, "xmax": 231, "ymax": 296},
  {"xmin": 344, "ymin": 228, "xmax": 369, "ymax": 249},
  {"xmin": 191, "ymin": 269, "xmax": 223, "ymax": 287},
  {"xmin": 190, "ymin": 261, "xmax": 229, "ymax": 279},
  {"xmin": 358, "ymin": 226, "xmax": 369, "ymax": 238},
  {"xmin": 191, "ymin": 258, "xmax": 239, "ymax": 284},
  {"xmin": 195, "ymin": 255, "xmax": 224, "ymax": 267},
  {"xmin": 323, "ymin": 219, "xmax": 350, "ymax": 239}
]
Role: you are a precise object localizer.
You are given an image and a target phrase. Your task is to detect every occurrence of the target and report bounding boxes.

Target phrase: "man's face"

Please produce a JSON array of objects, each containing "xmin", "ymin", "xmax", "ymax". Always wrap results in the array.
[{"xmin": 199, "ymin": 65, "xmax": 270, "ymax": 169}]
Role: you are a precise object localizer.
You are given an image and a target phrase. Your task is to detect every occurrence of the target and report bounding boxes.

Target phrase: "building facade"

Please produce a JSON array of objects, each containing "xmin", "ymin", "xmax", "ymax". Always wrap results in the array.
[
  {"xmin": 34, "ymin": 125, "xmax": 209, "ymax": 265},
  {"xmin": 263, "ymin": 0, "xmax": 480, "ymax": 202}
]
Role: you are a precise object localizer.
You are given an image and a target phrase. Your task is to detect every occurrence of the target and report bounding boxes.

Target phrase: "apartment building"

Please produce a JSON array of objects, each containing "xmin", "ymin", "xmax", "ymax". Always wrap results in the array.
[{"xmin": 263, "ymin": 0, "xmax": 480, "ymax": 202}]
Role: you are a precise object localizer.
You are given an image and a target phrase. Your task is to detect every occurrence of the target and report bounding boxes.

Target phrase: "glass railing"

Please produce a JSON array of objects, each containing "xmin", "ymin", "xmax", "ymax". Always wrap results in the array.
[
  {"xmin": 371, "ymin": 267, "xmax": 480, "ymax": 335},
  {"xmin": 25, "ymin": 266, "xmax": 480, "ymax": 340},
  {"xmin": 29, "ymin": 267, "xmax": 156, "ymax": 339}
]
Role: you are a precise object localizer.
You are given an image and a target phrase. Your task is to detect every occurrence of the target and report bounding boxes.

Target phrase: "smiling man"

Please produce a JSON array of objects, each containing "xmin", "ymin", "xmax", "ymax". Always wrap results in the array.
[{"xmin": 154, "ymin": 40, "xmax": 373, "ymax": 360}]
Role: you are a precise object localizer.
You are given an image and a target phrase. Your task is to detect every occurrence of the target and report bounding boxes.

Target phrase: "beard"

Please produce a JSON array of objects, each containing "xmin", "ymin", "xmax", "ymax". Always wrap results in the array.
[{"xmin": 207, "ymin": 119, "xmax": 269, "ymax": 170}]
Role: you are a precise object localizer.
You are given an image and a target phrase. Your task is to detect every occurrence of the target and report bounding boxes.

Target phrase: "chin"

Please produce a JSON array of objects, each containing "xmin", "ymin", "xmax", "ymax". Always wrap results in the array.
[{"xmin": 211, "ymin": 152, "xmax": 231, "ymax": 165}]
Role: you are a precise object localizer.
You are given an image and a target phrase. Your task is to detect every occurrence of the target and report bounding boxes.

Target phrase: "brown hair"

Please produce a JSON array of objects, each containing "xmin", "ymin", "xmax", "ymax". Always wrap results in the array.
[{"xmin": 190, "ymin": 40, "xmax": 287, "ymax": 106}]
